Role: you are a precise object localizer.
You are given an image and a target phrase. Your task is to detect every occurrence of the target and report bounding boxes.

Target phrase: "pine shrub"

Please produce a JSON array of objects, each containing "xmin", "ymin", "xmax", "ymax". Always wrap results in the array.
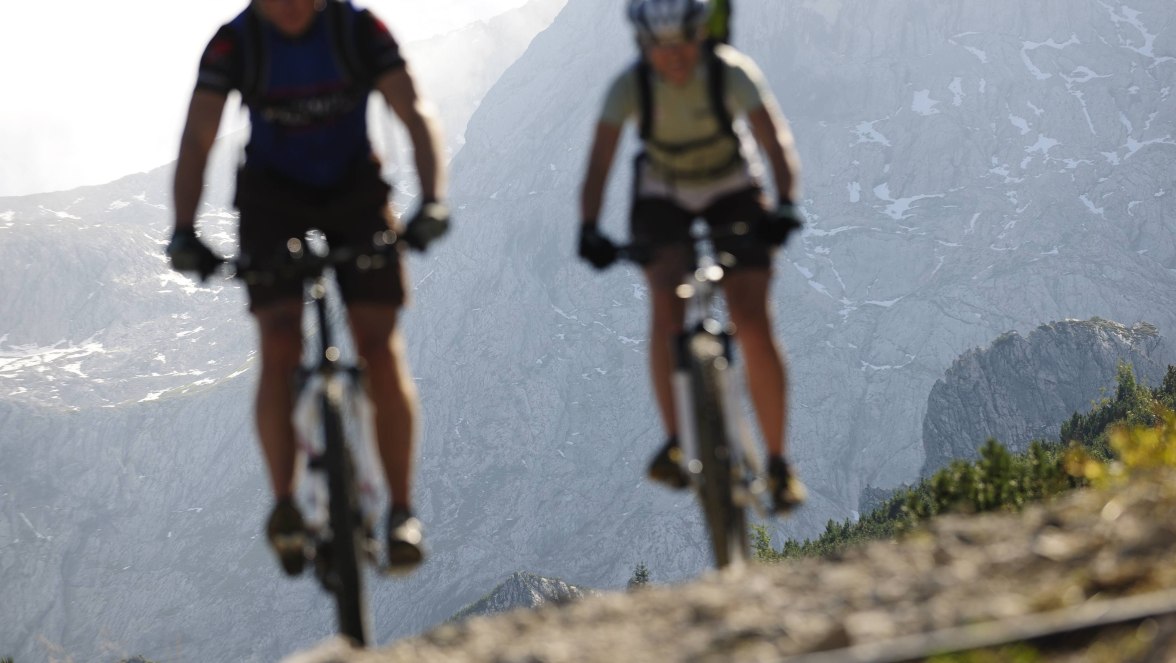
[
  {"xmin": 757, "ymin": 362, "xmax": 1176, "ymax": 561},
  {"xmin": 628, "ymin": 562, "xmax": 651, "ymax": 589}
]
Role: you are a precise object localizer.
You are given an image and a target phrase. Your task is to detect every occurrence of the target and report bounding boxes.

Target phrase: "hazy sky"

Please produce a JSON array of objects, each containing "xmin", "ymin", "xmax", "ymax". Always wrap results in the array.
[{"xmin": 0, "ymin": 0, "xmax": 529, "ymax": 197}]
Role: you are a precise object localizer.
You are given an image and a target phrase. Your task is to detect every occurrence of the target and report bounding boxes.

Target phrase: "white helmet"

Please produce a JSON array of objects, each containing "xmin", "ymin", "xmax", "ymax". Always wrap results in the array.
[{"xmin": 627, "ymin": 0, "xmax": 712, "ymax": 45}]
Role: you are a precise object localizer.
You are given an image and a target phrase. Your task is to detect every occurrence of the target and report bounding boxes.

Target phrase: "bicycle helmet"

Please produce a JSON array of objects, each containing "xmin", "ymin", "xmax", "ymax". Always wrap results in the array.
[{"xmin": 628, "ymin": 0, "xmax": 712, "ymax": 45}]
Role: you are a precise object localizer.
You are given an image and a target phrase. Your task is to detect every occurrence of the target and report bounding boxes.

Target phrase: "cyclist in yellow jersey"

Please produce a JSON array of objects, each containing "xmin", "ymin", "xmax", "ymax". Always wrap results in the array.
[{"xmin": 577, "ymin": 0, "xmax": 806, "ymax": 513}]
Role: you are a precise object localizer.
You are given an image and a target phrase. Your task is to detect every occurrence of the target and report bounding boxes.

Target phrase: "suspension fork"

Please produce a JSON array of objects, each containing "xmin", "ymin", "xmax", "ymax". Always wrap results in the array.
[
  {"xmin": 672, "ymin": 329, "xmax": 700, "ymax": 468},
  {"xmin": 672, "ymin": 318, "xmax": 734, "ymax": 464}
]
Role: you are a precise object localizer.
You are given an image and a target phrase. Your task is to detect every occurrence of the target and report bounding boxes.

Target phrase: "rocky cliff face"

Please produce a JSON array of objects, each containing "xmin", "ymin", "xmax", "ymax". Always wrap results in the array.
[
  {"xmin": 740, "ymin": 0, "xmax": 1176, "ymax": 498},
  {"xmin": 922, "ymin": 319, "xmax": 1173, "ymax": 474},
  {"xmin": 450, "ymin": 571, "xmax": 594, "ymax": 621},
  {"xmin": 401, "ymin": 0, "xmax": 567, "ymax": 152}
]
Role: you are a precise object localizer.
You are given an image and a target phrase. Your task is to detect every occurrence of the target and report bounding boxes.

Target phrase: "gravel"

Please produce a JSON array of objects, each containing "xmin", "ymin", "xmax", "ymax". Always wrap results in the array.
[{"xmin": 285, "ymin": 471, "xmax": 1176, "ymax": 663}]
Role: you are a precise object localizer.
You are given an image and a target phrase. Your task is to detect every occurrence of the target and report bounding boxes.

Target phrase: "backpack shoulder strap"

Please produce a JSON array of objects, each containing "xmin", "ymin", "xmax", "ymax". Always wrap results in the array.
[
  {"xmin": 325, "ymin": 0, "xmax": 371, "ymax": 85},
  {"xmin": 636, "ymin": 59, "xmax": 654, "ymax": 142},
  {"xmin": 638, "ymin": 48, "xmax": 735, "ymax": 143},
  {"xmin": 238, "ymin": 8, "xmax": 267, "ymax": 103},
  {"xmin": 706, "ymin": 45, "xmax": 736, "ymax": 138}
]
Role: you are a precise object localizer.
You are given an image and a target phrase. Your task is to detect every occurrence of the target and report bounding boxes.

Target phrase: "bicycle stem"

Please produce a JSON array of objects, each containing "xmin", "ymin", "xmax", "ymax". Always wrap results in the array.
[{"xmin": 310, "ymin": 275, "xmax": 340, "ymax": 373}]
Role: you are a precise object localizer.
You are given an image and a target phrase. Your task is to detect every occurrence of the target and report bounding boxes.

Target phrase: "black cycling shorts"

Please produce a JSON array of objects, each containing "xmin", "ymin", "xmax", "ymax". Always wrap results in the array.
[
  {"xmin": 234, "ymin": 157, "xmax": 406, "ymax": 312},
  {"xmin": 630, "ymin": 186, "xmax": 773, "ymax": 285}
]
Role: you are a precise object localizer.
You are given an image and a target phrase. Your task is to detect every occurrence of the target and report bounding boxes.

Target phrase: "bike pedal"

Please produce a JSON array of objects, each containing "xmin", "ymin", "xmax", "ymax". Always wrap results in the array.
[
  {"xmin": 272, "ymin": 533, "xmax": 308, "ymax": 576},
  {"xmin": 362, "ymin": 537, "xmax": 382, "ymax": 566},
  {"xmin": 382, "ymin": 543, "xmax": 425, "ymax": 576},
  {"xmin": 315, "ymin": 544, "xmax": 342, "ymax": 591},
  {"xmin": 730, "ymin": 485, "xmax": 752, "ymax": 508}
]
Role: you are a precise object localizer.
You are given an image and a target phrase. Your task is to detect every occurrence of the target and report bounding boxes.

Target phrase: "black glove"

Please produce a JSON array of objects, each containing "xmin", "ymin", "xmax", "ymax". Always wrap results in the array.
[
  {"xmin": 166, "ymin": 228, "xmax": 221, "ymax": 280},
  {"xmin": 578, "ymin": 224, "xmax": 618, "ymax": 270},
  {"xmin": 402, "ymin": 201, "xmax": 450, "ymax": 252},
  {"xmin": 762, "ymin": 203, "xmax": 804, "ymax": 247}
]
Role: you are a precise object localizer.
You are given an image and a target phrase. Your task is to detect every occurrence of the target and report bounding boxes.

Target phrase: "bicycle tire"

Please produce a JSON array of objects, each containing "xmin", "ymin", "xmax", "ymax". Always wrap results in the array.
[
  {"xmin": 320, "ymin": 387, "xmax": 370, "ymax": 645},
  {"xmin": 687, "ymin": 331, "xmax": 749, "ymax": 568}
]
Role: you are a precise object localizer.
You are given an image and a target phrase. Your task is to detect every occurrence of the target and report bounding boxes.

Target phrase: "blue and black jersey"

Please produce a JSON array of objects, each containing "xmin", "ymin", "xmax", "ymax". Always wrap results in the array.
[{"xmin": 195, "ymin": 1, "xmax": 406, "ymax": 188}]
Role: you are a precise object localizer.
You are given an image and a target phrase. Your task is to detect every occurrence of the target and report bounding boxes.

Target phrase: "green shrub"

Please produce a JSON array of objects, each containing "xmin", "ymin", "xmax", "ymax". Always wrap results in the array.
[
  {"xmin": 757, "ymin": 362, "xmax": 1176, "ymax": 561},
  {"xmin": 628, "ymin": 562, "xmax": 651, "ymax": 589}
]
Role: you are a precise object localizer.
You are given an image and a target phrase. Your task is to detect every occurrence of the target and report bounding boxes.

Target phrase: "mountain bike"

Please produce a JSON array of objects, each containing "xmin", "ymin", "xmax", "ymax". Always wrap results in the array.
[
  {"xmin": 621, "ymin": 224, "xmax": 769, "ymax": 569},
  {"xmin": 222, "ymin": 231, "xmax": 401, "ymax": 645}
]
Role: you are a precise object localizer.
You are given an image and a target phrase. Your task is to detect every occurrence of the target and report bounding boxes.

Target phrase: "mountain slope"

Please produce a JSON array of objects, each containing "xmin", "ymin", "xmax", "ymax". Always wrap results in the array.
[
  {"xmin": 3, "ymin": 0, "xmax": 1176, "ymax": 659},
  {"xmin": 408, "ymin": 0, "xmax": 1176, "ymax": 550},
  {"xmin": 449, "ymin": 571, "xmax": 594, "ymax": 621}
]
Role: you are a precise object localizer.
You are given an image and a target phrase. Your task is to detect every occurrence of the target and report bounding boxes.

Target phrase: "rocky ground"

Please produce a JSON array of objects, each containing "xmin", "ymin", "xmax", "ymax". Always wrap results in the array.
[{"xmin": 287, "ymin": 471, "xmax": 1176, "ymax": 663}]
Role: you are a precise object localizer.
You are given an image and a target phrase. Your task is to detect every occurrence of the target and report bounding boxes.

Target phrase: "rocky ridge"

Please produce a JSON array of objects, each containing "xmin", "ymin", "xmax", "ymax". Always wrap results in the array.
[
  {"xmin": 449, "ymin": 571, "xmax": 595, "ymax": 622},
  {"xmin": 922, "ymin": 318, "xmax": 1173, "ymax": 475}
]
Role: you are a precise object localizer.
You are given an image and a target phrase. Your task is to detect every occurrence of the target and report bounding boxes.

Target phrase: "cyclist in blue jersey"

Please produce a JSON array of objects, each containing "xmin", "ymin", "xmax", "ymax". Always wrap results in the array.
[{"xmin": 167, "ymin": 0, "xmax": 446, "ymax": 573}]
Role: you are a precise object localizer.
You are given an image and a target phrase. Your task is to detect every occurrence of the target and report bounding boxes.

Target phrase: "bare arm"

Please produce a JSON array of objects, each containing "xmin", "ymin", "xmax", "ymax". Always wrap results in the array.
[
  {"xmin": 579, "ymin": 122, "xmax": 623, "ymax": 226},
  {"xmin": 377, "ymin": 66, "xmax": 446, "ymax": 203},
  {"xmin": 173, "ymin": 90, "xmax": 228, "ymax": 232},
  {"xmin": 747, "ymin": 101, "xmax": 802, "ymax": 205}
]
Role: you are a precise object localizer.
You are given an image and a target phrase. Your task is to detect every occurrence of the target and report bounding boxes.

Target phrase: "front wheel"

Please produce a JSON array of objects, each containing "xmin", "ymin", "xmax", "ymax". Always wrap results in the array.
[
  {"xmin": 686, "ymin": 331, "xmax": 749, "ymax": 569},
  {"xmin": 321, "ymin": 391, "xmax": 370, "ymax": 645}
]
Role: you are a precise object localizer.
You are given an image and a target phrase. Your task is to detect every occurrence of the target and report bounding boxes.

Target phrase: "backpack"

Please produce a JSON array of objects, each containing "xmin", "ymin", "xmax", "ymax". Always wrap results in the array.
[
  {"xmin": 635, "ymin": 44, "xmax": 735, "ymax": 145},
  {"xmin": 708, "ymin": 0, "xmax": 732, "ymax": 45},
  {"xmin": 635, "ymin": 0, "xmax": 736, "ymax": 146},
  {"xmin": 237, "ymin": 0, "xmax": 372, "ymax": 104}
]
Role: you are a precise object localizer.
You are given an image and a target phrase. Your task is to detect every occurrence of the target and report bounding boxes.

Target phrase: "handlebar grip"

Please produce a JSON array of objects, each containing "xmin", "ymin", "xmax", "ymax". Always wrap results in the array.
[{"xmin": 618, "ymin": 244, "xmax": 654, "ymax": 265}]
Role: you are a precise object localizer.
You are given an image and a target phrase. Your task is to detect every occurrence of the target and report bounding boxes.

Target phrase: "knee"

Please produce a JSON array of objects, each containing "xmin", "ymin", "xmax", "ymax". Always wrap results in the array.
[
  {"xmin": 726, "ymin": 285, "xmax": 770, "ymax": 327},
  {"xmin": 730, "ymin": 306, "xmax": 769, "ymax": 330},
  {"xmin": 255, "ymin": 305, "xmax": 302, "ymax": 369},
  {"xmin": 258, "ymin": 331, "xmax": 302, "ymax": 372},
  {"xmin": 650, "ymin": 291, "xmax": 685, "ymax": 335},
  {"xmin": 729, "ymin": 306, "xmax": 774, "ymax": 347},
  {"xmin": 354, "ymin": 333, "xmax": 394, "ymax": 365},
  {"xmin": 354, "ymin": 326, "xmax": 406, "ymax": 372},
  {"xmin": 348, "ymin": 306, "xmax": 401, "ymax": 366},
  {"xmin": 356, "ymin": 332, "xmax": 412, "ymax": 399}
]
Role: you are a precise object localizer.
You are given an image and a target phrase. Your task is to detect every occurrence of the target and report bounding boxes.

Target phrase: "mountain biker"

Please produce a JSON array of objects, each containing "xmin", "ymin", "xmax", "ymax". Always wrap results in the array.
[
  {"xmin": 577, "ymin": 0, "xmax": 806, "ymax": 513},
  {"xmin": 167, "ymin": 0, "xmax": 448, "ymax": 573}
]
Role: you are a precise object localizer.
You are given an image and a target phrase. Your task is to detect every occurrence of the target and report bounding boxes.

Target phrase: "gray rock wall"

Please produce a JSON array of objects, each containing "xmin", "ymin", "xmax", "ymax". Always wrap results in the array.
[
  {"xmin": 450, "ymin": 571, "xmax": 594, "ymax": 621},
  {"xmin": 922, "ymin": 319, "xmax": 1172, "ymax": 474}
]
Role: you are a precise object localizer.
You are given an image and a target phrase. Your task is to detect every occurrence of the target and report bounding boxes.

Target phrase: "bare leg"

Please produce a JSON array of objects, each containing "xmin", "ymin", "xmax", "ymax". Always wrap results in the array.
[
  {"xmin": 348, "ymin": 304, "xmax": 418, "ymax": 510},
  {"xmin": 644, "ymin": 246, "xmax": 690, "ymax": 437},
  {"xmin": 723, "ymin": 268, "xmax": 789, "ymax": 458},
  {"xmin": 253, "ymin": 301, "xmax": 305, "ymax": 499}
]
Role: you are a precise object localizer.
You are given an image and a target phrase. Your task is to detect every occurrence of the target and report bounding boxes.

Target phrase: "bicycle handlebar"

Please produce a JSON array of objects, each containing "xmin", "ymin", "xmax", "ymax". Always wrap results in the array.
[
  {"xmin": 614, "ymin": 220, "xmax": 762, "ymax": 266},
  {"xmin": 200, "ymin": 231, "xmax": 401, "ymax": 285}
]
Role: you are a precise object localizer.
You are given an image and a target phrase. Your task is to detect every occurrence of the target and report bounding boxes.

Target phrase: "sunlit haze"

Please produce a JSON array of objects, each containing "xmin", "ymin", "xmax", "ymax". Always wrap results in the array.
[{"xmin": 0, "ymin": 0, "xmax": 530, "ymax": 197}]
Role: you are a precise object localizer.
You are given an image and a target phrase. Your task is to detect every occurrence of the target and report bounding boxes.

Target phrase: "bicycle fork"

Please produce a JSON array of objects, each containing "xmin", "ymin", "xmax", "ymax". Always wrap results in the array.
[
  {"xmin": 672, "ymin": 323, "xmax": 766, "ymax": 513},
  {"xmin": 672, "ymin": 325, "xmax": 727, "ymax": 478}
]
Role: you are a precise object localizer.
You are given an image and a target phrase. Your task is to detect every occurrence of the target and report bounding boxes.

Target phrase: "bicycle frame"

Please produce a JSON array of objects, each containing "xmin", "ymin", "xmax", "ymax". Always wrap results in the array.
[
  {"xmin": 669, "ymin": 255, "xmax": 725, "ymax": 473},
  {"xmin": 633, "ymin": 223, "xmax": 768, "ymax": 568},
  {"xmin": 304, "ymin": 266, "xmax": 373, "ymax": 644},
  {"xmin": 230, "ymin": 234, "xmax": 399, "ymax": 646}
]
